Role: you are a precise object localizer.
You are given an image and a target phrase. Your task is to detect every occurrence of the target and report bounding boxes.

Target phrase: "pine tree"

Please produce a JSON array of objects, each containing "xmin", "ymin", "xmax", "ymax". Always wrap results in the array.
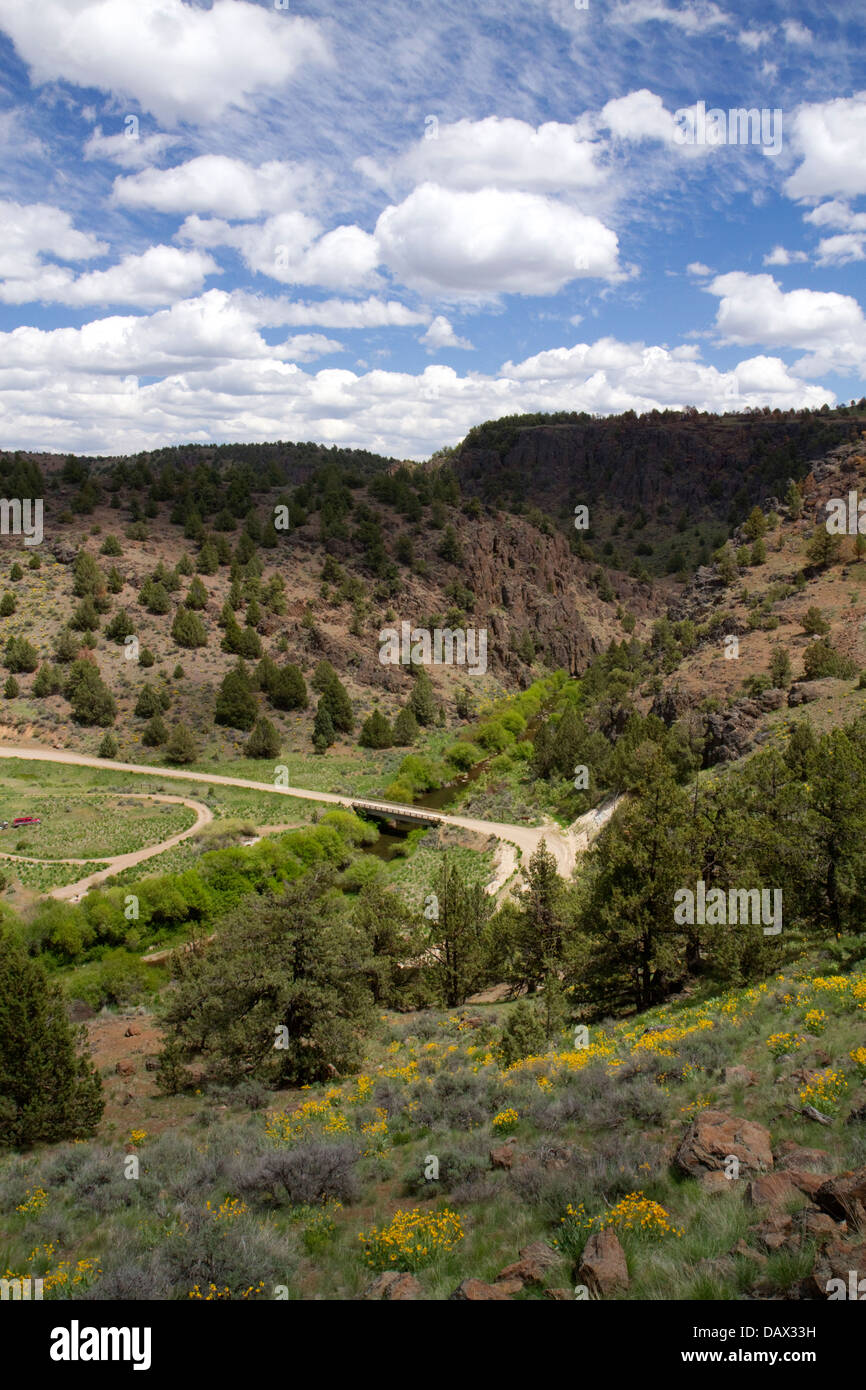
[
  {"xmin": 0, "ymin": 927, "xmax": 104, "ymax": 1146},
  {"xmin": 215, "ymin": 660, "xmax": 258, "ymax": 730},
  {"xmin": 392, "ymin": 706, "xmax": 419, "ymax": 745},
  {"xmin": 3, "ymin": 675, "xmax": 18, "ymax": 698},
  {"xmin": 105, "ymin": 608, "xmax": 135, "ymax": 643},
  {"xmin": 171, "ymin": 605, "xmax": 208, "ymax": 649},
  {"xmin": 408, "ymin": 667, "xmax": 436, "ymax": 725},
  {"xmin": 270, "ymin": 663, "xmax": 308, "ymax": 711},
  {"xmin": 246, "ymin": 716, "xmax": 281, "ymax": 759},
  {"xmin": 65, "ymin": 659, "xmax": 116, "ymax": 726},
  {"xmin": 185, "ymin": 576, "xmax": 208, "ymax": 610},
  {"xmin": 165, "ymin": 723, "xmax": 198, "ymax": 764},
  {"xmin": 142, "ymin": 714, "xmax": 168, "ymax": 746},
  {"xmin": 0, "ymin": 591, "xmax": 16, "ymax": 616},
  {"xmin": 359, "ymin": 709, "xmax": 393, "ymax": 748},
  {"xmin": 97, "ymin": 731, "xmax": 118, "ymax": 759},
  {"xmin": 313, "ymin": 700, "xmax": 335, "ymax": 752},
  {"xmin": 427, "ymin": 856, "xmax": 492, "ymax": 1007}
]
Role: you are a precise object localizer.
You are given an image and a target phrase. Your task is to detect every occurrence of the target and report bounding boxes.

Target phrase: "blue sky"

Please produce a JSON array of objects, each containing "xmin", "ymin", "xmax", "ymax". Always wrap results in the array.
[{"xmin": 0, "ymin": 0, "xmax": 864, "ymax": 458}]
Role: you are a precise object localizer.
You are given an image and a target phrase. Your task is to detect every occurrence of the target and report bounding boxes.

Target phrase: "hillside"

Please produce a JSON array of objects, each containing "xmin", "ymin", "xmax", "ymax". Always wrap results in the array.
[{"xmin": 3, "ymin": 408, "xmax": 866, "ymax": 1319}]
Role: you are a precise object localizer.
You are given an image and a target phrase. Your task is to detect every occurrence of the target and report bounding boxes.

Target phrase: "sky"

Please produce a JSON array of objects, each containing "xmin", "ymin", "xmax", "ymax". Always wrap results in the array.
[{"xmin": 0, "ymin": 0, "xmax": 864, "ymax": 460}]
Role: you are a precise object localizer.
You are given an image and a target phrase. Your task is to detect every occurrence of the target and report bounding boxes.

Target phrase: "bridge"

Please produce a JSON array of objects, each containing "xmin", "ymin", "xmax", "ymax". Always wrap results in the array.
[{"xmin": 351, "ymin": 799, "xmax": 444, "ymax": 830}]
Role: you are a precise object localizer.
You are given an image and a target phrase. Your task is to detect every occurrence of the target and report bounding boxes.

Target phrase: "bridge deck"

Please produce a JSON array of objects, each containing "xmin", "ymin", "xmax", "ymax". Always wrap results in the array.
[{"xmin": 351, "ymin": 800, "xmax": 443, "ymax": 828}]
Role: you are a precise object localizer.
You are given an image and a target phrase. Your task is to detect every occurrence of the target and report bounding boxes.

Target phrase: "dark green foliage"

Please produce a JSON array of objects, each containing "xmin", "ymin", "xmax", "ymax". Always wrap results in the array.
[
  {"xmin": 157, "ymin": 873, "xmax": 372, "ymax": 1085},
  {"xmin": 65, "ymin": 659, "xmax": 116, "ymax": 726},
  {"xmin": 359, "ymin": 709, "xmax": 393, "ymax": 748},
  {"xmin": 246, "ymin": 716, "xmax": 280, "ymax": 759},
  {"xmin": 171, "ymin": 605, "xmax": 208, "ymax": 649},
  {"xmin": 391, "ymin": 706, "xmax": 419, "ymax": 745},
  {"xmin": 5, "ymin": 635, "xmax": 39, "ymax": 673},
  {"xmin": 313, "ymin": 700, "xmax": 335, "ymax": 752},
  {"xmin": 215, "ymin": 660, "xmax": 258, "ymax": 730},
  {"xmin": 105, "ymin": 608, "xmax": 135, "ymax": 643},
  {"xmin": 165, "ymin": 723, "xmax": 198, "ymax": 764},
  {"xmin": 0, "ymin": 926, "xmax": 104, "ymax": 1146}
]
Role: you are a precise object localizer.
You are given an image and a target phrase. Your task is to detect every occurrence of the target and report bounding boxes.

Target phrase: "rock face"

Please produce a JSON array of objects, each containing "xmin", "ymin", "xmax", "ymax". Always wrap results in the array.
[
  {"xmin": 577, "ymin": 1227, "xmax": 629, "ymax": 1297},
  {"xmin": 675, "ymin": 1111, "xmax": 773, "ymax": 1178}
]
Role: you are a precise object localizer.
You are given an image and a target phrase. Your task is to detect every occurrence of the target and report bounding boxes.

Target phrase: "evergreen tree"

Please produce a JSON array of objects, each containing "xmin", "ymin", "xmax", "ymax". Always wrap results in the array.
[
  {"xmin": 165, "ymin": 723, "xmax": 198, "ymax": 764},
  {"xmin": 313, "ymin": 699, "xmax": 335, "ymax": 752},
  {"xmin": 246, "ymin": 716, "xmax": 281, "ymax": 759},
  {"xmin": 185, "ymin": 576, "xmax": 208, "ymax": 610},
  {"xmin": 359, "ymin": 709, "xmax": 393, "ymax": 748},
  {"xmin": 65, "ymin": 659, "xmax": 116, "ymax": 726},
  {"xmin": 427, "ymin": 856, "xmax": 492, "ymax": 1007},
  {"xmin": 105, "ymin": 608, "xmax": 135, "ymax": 643},
  {"xmin": 142, "ymin": 714, "xmax": 168, "ymax": 746},
  {"xmin": 215, "ymin": 660, "xmax": 258, "ymax": 730},
  {"xmin": 157, "ymin": 873, "xmax": 371, "ymax": 1085},
  {"xmin": 0, "ymin": 927, "xmax": 104, "ymax": 1146},
  {"xmin": 392, "ymin": 706, "xmax": 419, "ymax": 745},
  {"xmin": 171, "ymin": 605, "xmax": 208, "ymax": 649},
  {"xmin": 408, "ymin": 666, "xmax": 436, "ymax": 725},
  {"xmin": 3, "ymin": 675, "xmax": 18, "ymax": 698},
  {"xmin": 97, "ymin": 731, "xmax": 118, "ymax": 758},
  {"xmin": 270, "ymin": 663, "xmax": 308, "ymax": 711}
]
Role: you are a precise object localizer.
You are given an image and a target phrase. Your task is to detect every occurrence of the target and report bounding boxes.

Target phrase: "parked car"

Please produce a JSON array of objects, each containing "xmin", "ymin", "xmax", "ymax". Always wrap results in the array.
[{"xmin": 11, "ymin": 816, "xmax": 40, "ymax": 827}]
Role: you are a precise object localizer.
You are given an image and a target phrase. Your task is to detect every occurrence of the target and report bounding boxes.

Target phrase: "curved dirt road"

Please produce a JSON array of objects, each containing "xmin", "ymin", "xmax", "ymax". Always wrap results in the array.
[
  {"xmin": 0, "ymin": 790, "xmax": 212, "ymax": 900},
  {"xmin": 0, "ymin": 745, "xmax": 617, "ymax": 893}
]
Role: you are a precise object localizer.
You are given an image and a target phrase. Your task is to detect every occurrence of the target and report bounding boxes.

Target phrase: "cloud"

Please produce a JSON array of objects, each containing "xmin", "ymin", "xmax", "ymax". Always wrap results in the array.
[
  {"xmin": 276, "ymin": 334, "xmax": 345, "ymax": 363},
  {"xmin": 601, "ymin": 89, "xmax": 682, "ymax": 144},
  {"xmin": 0, "ymin": 199, "xmax": 107, "ymax": 281},
  {"xmin": 358, "ymin": 116, "xmax": 604, "ymax": 196},
  {"xmin": 0, "ymin": 244, "xmax": 219, "ymax": 307},
  {"xmin": 419, "ymin": 316, "xmax": 474, "ymax": 351},
  {"xmin": 610, "ymin": 1, "xmax": 728, "ymax": 34},
  {"xmin": 804, "ymin": 202, "xmax": 866, "ymax": 232},
  {"xmin": 236, "ymin": 295, "xmax": 428, "ymax": 330},
  {"xmin": 180, "ymin": 213, "xmax": 380, "ymax": 292},
  {"xmin": 687, "ymin": 262, "xmax": 712, "ymax": 276},
  {"xmin": 0, "ymin": 318, "xmax": 831, "ymax": 459},
  {"xmin": 785, "ymin": 93, "xmax": 866, "ymax": 200},
  {"xmin": 374, "ymin": 184, "xmax": 622, "ymax": 297},
  {"xmin": 113, "ymin": 156, "xmax": 317, "ymax": 219},
  {"xmin": 814, "ymin": 234, "xmax": 866, "ymax": 267},
  {"xmin": 762, "ymin": 246, "xmax": 809, "ymax": 266},
  {"xmin": 707, "ymin": 270, "xmax": 866, "ymax": 375},
  {"xmin": 782, "ymin": 19, "xmax": 812, "ymax": 45},
  {"xmin": 0, "ymin": 0, "xmax": 331, "ymax": 124},
  {"xmin": 83, "ymin": 126, "xmax": 180, "ymax": 169}
]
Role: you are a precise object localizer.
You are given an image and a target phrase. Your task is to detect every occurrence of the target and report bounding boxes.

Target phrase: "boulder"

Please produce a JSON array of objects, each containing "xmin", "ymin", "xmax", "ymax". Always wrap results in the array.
[
  {"xmin": 751, "ymin": 1213, "xmax": 796, "ymax": 1252},
  {"xmin": 809, "ymin": 1239, "xmax": 866, "ymax": 1299},
  {"xmin": 675, "ymin": 1110, "xmax": 773, "ymax": 1178},
  {"xmin": 115, "ymin": 1061, "xmax": 134, "ymax": 1076},
  {"xmin": 577, "ymin": 1227, "xmax": 629, "ymax": 1297},
  {"xmin": 777, "ymin": 1146, "xmax": 831, "ymax": 1173},
  {"xmin": 744, "ymin": 1173, "xmax": 800, "ymax": 1209},
  {"xmin": 814, "ymin": 1167, "xmax": 866, "ymax": 1230},
  {"xmin": 496, "ymin": 1240, "xmax": 560, "ymax": 1288},
  {"xmin": 449, "ymin": 1279, "xmax": 512, "ymax": 1301},
  {"xmin": 363, "ymin": 1271, "xmax": 422, "ymax": 1300}
]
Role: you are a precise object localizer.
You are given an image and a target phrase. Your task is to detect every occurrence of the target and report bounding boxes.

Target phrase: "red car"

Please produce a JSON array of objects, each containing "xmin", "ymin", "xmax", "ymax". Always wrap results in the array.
[{"xmin": 11, "ymin": 816, "xmax": 40, "ymax": 827}]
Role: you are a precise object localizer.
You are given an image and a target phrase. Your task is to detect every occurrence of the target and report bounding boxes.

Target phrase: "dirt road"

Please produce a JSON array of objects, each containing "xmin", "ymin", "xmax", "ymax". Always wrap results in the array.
[{"xmin": 0, "ymin": 745, "xmax": 618, "ymax": 894}]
